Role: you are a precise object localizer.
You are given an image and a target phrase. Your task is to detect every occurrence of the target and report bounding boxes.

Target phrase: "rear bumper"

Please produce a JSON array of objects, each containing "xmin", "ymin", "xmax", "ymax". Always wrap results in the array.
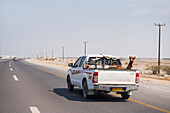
[{"xmin": 94, "ymin": 84, "xmax": 139, "ymax": 92}]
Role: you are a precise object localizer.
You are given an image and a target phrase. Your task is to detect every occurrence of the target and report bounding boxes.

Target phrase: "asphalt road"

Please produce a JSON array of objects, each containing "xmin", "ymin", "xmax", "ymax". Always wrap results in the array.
[{"xmin": 0, "ymin": 59, "xmax": 169, "ymax": 113}]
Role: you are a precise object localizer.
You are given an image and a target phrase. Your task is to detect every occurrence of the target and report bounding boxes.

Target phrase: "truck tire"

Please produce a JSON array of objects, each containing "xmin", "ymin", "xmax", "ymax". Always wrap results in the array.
[
  {"xmin": 67, "ymin": 76, "xmax": 74, "ymax": 91},
  {"xmin": 83, "ymin": 80, "xmax": 89, "ymax": 99},
  {"xmin": 121, "ymin": 92, "xmax": 130, "ymax": 99}
]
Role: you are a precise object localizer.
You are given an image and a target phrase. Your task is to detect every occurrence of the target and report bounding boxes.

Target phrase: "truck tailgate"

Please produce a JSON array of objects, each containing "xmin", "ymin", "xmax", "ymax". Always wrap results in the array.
[{"xmin": 98, "ymin": 70, "xmax": 136, "ymax": 85}]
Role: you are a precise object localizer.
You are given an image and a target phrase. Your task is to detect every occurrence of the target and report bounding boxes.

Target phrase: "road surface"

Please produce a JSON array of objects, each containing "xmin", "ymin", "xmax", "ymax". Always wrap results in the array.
[{"xmin": 0, "ymin": 59, "xmax": 169, "ymax": 113}]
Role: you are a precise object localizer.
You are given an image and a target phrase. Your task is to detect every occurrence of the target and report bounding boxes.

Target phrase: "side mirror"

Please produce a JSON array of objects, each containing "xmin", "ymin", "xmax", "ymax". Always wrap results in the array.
[{"xmin": 68, "ymin": 63, "xmax": 73, "ymax": 67}]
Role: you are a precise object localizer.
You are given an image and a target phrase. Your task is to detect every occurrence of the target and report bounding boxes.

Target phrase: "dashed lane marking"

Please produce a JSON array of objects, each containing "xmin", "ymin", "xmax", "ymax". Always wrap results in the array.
[
  {"xmin": 10, "ymin": 68, "xmax": 13, "ymax": 71},
  {"xmin": 13, "ymin": 75, "xmax": 19, "ymax": 81},
  {"xmin": 21, "ymin": 61, "xmax": 170, "ymax": 113},
  {"xmin": 9, "ymin": 61, "xmax": 12, "ymax": 66},
  {"xmin": 30, "ymin": 107, "xmax": 40, "ymax": 113}
]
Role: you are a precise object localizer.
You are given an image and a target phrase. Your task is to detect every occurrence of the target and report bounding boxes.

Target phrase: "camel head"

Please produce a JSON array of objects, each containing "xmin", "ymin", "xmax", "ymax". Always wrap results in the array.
[{"xmin": 129, "ymin": 56, "xmax": 136, "ymax": 62}]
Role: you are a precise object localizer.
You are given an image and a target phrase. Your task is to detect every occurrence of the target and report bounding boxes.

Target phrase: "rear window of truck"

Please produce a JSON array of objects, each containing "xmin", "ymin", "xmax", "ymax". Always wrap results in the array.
[{"xmin": 88, "ymin": 57, "xmax": 122, "ymax": 66}]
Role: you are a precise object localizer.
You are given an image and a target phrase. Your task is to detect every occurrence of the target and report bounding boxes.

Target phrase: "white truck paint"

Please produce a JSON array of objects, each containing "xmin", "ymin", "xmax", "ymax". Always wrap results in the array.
[{"xmin": 66, "ymin": 55, "xmax": 139, "ymax": 99}]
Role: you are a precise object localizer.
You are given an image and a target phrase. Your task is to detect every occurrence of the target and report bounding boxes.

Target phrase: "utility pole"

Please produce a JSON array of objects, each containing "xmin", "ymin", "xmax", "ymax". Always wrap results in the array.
[
  {"xmin": 62, "ymin": 47, "xmax": 64, "ymax": 61},
  {"xmin": 83, "ymin": 41, "xmax": 88, "ymax": 55},
  {"xmin": 52, "ymin": 49, "xmax": 54, "ymax": 61},
  {"xmin": 46, "ymin": 51, "xmax": 48, "ymax": 60},
  {"xmin": 40, "ymin": 52, "xmax": 44, "ymax": 59},
  {"xmin": 41, "ymin": 52, "xmax": 44, "ymax": 59},
  {"xmin": 0, "ymin": 41, "xmax": 1, "ymax": 57},
  {"xmin": 155, "ymin": 23, "xmax": 166, "ymax": 75}
]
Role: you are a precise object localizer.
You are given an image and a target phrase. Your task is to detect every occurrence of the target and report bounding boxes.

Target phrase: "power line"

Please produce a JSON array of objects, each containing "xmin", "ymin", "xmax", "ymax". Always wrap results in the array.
[
  {"xmin": 61, "ymin": 24, "xmax": 155, "ymax": 50},
  {"xmin": 155, "ymin": 23, "xmax": 166, "ymax": 75},
  {"xmin": 88, "ymin": 24, "xmax": 154, "ymax": 43}
]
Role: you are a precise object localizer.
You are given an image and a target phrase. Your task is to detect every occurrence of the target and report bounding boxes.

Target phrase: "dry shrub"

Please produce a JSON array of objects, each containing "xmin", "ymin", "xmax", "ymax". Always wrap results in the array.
[
  {"xmin": 150, "ymin": 65, "xmax": 158, "ymax": 74},
  {"xmin": 145, "ymin": 67, "xmax": 150, "ymax": 70},
  {"xmin": 162, "ymin": 65, "xmax": 170, "ymax": 75},
  {"xmin": 147, "ymin": 65, "xmax": 170, "ymax": 75}
]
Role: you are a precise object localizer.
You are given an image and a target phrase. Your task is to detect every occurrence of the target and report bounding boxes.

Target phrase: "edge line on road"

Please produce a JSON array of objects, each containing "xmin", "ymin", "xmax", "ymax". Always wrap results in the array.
[
  {"xmin": 21, "ymin": 60, "xmax": 66, "ymax": 79},
  {"xmin": 22, "ymin": 61, "xmax": 170, "ymax": 113},
  {"xmin": 109, "ymin": 92, "xmax": 170, "ymax": 113},
  {"xmin": 33, "ymin": 66, "xmax": 66, "ymax": 79}
]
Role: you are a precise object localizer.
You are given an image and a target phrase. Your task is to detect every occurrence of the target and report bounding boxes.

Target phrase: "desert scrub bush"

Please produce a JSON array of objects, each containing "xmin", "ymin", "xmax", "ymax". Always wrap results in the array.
[
  {"xmin": 145, "ymin": 67, "xmax": 150, "ymax": 70},
  {"xmin": 150, "ymin": 65, "xmax": 158, "ymax": 74},
  {"xmin": 145, "ymin": 64, "xmax": 150, "ymax": 70},
  {"xmin": 162, "ymin": 65, "xmax": 170, "ymax": 75}
]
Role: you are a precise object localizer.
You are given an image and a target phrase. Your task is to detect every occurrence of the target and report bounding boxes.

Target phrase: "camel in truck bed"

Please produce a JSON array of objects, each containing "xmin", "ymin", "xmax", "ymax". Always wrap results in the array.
[{"xmin": 108, "ymin": 56, "xmax": 136, "ymax": 70}]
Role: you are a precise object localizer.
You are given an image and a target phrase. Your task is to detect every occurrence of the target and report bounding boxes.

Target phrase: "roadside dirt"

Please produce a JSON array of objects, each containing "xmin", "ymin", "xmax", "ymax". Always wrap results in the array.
[{"xmin": 26, "ymin": 58, "xmax": 170, "ymax": 81}]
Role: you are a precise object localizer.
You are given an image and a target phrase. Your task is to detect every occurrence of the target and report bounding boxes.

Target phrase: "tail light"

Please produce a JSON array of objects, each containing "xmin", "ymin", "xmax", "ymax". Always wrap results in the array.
[
  {"xmin": 92, "ymin": 72, "xmax": 98, "ymax": 83},
  {"xmin": 136, "ymin": 73, "xmax": 139, "ymax": 84}
]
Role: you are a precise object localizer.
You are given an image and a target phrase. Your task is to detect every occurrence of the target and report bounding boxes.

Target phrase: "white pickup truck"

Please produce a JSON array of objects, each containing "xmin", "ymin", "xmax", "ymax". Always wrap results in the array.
[{"xmin": 66, "ymin": 55, "xmax": 139, "ymax": 99}]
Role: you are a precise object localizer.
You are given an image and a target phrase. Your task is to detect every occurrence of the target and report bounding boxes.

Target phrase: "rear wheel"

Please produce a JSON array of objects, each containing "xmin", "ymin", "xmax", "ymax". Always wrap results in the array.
[
  {"xmin": 83, "ymin": 80, "xmax": 89, "ymax": 99},
  {"xmin": 121, "ymin": 92, "xmax": 130, "ymax": 99},
  {"xmin": 67, "ymin": 76, "xmax": 74, "ymax": 91}
]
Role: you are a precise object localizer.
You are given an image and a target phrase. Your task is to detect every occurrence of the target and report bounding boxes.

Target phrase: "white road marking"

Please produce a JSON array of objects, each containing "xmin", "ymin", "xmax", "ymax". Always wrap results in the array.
[
  {"xmin": 13, "ymin": 75, "xmax": 19, "ymax": 81},
  {"xmin": 30, "ymin": 107, "xmax": 40, "ymax": 113},
  {"xmin": 10, "ymin": 68, "xmax": 13, "ymax": 71},
  {"xmin": 9, "ymin": 65, "xmax": 11, "ymax": 67},
  {"xmin": 9, "ymin": 62, "xmax": 12, "ymax": 65}
]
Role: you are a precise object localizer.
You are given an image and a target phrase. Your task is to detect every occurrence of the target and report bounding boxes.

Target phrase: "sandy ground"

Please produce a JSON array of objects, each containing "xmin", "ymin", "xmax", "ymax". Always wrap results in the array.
[
  {"xmin": 26, "ymin": 58, "xmax": 170, "ymax": 80},
  {"xmin": 121, "ymin": 58, "xmax": 170, "ymax": 80},
  {"xmin": 124, "ymin": 58, "xmax": 170, "ymax": 74},
  {"xmin": 25, "ymin": 58, "xmax": 71, "ymax": 71},
  {"xmin": 25, "ymin": 58, "xmax": 170, "ymax": 82}
]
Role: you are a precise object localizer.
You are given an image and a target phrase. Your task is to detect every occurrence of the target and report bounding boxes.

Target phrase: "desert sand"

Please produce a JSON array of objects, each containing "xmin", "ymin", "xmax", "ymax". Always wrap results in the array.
[{"xmin": 26, "ymin": 57, "xmax": 170, "ymax": 81}]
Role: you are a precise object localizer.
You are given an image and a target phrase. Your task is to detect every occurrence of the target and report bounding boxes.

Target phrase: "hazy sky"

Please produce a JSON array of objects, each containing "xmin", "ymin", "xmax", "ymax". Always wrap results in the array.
[{"xmin": 0, "ymin": 0, "xmax": 170, "ymax": 58}]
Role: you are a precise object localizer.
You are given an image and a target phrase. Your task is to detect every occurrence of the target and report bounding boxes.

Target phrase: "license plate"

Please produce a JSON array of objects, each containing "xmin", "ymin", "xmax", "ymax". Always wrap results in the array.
[{"xmin": 112, "ymin": 88, "xmax": 122, "ymax": 92}]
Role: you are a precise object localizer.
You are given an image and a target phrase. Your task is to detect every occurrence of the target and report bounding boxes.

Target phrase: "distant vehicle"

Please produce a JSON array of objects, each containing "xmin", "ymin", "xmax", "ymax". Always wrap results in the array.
[
  {"xmin": 13, "ymin": 57, "xmax": 18, "ymax": 61},
  {"xmin": 67, "ymin": 54, "xmax": 139, "ymax": 99}
]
